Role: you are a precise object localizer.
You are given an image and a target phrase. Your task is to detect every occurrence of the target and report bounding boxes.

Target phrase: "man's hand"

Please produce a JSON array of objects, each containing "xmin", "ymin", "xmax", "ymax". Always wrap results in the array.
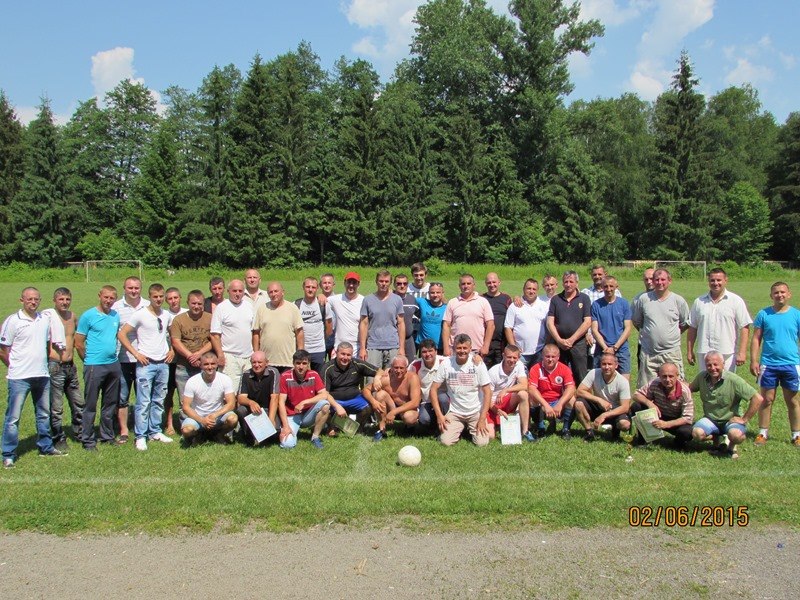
[
  {"xmin": 592, "ymin": 414, "xmax": 606, "ymax": 429},
  {"xmin": 687, "ymin": 349, "xmax": 696, "ymax": 366},
  {"xmin": 334, "ymin": 405, "xmax": 346, "ymax": 418},
  {"xmin": 477, "ymin": 416, "xmax": 489, "ymax": 436},
  {"xmin": 735, "ymin": 350, "xmax": 746, "ymax": 367},
  {"xmin": 359, "ymin": 348, "xmax": 368, "ymax": 361},
  {"xmin": 729, "ymin": 416, "xmax": 746, "ymax": 426},
  {"xmin": 437, "ymin": 414, "xmax": 450, "ymax": 432},
  {"xmin": 598, "ymin": 399, "xmax": 612, "ymax": 411},
  {"xmin": 216, "ymin": 354, "xmax": 226, "ymax": 369},
  {"xmin": 135, "ymin": 351, "xmax": 150, "ymax": 366},
  {"xmin": 201, "ymin": 415, "xmax": 217, "ymax": 429},
  {"xmin": 749, "ymin": 361, "xmax": 760, "ymax": 378},
  {"xmin": 248, "ymin": 400, "xmax": 262, "ymax": 415},
  {"xmin": 372, "ymin": 401, "xmax": 387, "ymax": 417},
  {"xmin": 279, "ymin": 426, "xmax": 293, "ymax": 442},
  {"xmin": 543, "ymin": 404, "xmax": 555, "ymax": 419}
]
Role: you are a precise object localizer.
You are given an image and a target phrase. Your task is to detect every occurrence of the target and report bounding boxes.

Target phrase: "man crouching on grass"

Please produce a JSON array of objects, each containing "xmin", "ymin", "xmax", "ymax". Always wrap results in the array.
[
  {"xmin": 429, "ymin": 333, "xmax": 492, "ymax": 446},
  {"xmin": 371, "ymin": 355, "xmax": 422, "ymax": 442},
  {"xmin": 180, "ymin": 352, "xmax": 238, "ymax": 445}
]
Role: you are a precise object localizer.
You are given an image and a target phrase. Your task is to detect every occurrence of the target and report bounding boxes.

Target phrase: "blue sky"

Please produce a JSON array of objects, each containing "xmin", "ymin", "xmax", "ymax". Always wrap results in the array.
[{"xmin": 1, "ymin": 0, "xmax": 797, "ymax": 125}]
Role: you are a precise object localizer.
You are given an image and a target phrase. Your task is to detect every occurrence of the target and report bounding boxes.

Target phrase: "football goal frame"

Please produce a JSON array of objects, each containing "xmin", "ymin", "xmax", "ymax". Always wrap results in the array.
[{"xmin": 83, "ymin": 260, "xmax": 144, "ymax": 283}]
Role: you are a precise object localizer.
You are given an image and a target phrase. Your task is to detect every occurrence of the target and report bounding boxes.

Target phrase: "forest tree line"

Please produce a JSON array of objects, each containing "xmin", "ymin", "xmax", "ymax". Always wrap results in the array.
[{"xmin": 0, "ymin": 0, "xmax": 798, "ymax": 269}]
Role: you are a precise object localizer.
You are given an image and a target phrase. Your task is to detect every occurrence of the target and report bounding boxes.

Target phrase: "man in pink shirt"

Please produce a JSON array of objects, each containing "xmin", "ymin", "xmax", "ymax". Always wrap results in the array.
[{"xmin": 441, "ymin": 274, "xmax": 494, "ymax": 358}]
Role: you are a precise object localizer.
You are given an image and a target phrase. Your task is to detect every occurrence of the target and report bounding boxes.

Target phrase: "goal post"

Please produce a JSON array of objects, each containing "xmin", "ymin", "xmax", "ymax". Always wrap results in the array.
[
  {"xmin": 84, "ymin": 260, "xmax": 144, "ymax": 283},
  {"xmin": 653, "ymin": 260, "xmax": 707, "ymax": 279}
]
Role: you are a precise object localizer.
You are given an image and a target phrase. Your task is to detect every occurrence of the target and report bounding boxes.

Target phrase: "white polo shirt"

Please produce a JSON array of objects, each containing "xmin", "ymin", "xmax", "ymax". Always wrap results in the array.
[
  {"xmin": 504, "ymin": 299, "xmax": 549, "ymax": 356},
  {"xmin": 210, "ymin": 299, "xmax": 254, "ymax": 357},
  {"xmin": 689, "ymin": 290, "xmax": 753, "ymax": 355},
  {"xmin": 410, "ymin": 355, "xmax": 447, "ymax": 402},
  {"xmin": 113, "ymin": 297, "xmax": 150, "ymax": 362},
  {"xmin": 183, "ymin": 372, "xmax": 234, "ymax": 416},
  {"xmin": 125, "ymin": 308, "xmax": 173, "ymax": 361},
  {"xmin": 327, "ymin": 293, "xmax": 364, "ymax": 353},
  {"xmin": 487, "ymin": 361, "xmax": 527, "ymax": 402},
  {"xmin": 1, "ymin": 310, "xmax": 65, "ymax": 379}
]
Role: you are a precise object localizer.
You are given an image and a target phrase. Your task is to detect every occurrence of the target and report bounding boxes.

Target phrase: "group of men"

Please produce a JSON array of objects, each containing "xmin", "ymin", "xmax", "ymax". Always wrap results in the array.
[{"xmin": 2, "ymin": 263, "xmax": 799, "ymax": 467}]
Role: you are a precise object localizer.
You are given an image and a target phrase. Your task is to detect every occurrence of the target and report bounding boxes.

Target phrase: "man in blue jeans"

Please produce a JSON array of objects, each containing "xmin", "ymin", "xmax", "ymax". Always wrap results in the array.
[
  {"xmin": 1, "ymin": 287, "xmax": 67, "ymax": 468},
  {"xmin": 118, "ymin": 283, "xmax": 175, "ymax": 451}
]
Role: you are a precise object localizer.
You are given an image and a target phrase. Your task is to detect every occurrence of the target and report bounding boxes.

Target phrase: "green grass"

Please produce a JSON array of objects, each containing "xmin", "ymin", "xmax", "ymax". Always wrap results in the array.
[{"xmin": 1, "ymin": 273, "xmax": 799, "ymax": 534}]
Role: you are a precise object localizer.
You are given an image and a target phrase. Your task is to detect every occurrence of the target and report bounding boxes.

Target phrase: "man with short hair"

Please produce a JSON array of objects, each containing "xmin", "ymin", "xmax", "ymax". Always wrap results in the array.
[
  {"xmin": 632, "ymin": 362, "xmax": 694, "ymax": 449},
  {"xmin": 1, "ymin": 287, "xmax": 66, "ymax": 467},
  {"xmin": 359, "ymin": 270, "xmax": 405, "ymax": 369},
  {"xmin": 409, "ymin": 262, "xmax": 430, "ymax": 299},
  {"xmin": 75, "ymin": 286, "xmax": 122, "ymax": 451},
  {"xmin": 590, "ymin": 276, "xmax": 633, "ymax": 378},
  {"xmin": 278, "ymin": 350, "xmax": 343, "ymax": 449},
  {"xmin": 409, "ymin": 338, "xmax": 451, "ymax": 429},
  {"xmin": 394, "ymin": 274, "xmax": 419, "ymax": 359},
  {"xmin": 442, "ymin": 274, "xmax": 494, "ymax": 357},
  {"xmin": 541, "ymin": 275, "xmax": 558, "ymax": 304},
  {"xmin": 547, "ymin": 271, "xmax": 592, "ymax": 385},
  {"xmin": 204, "ymin": 277, "xmax": 225, "ymax": 314},
  {"xmin": 244, "ymin": 268, "xmax": 268, "ymax": 311},
  {"xmin": 687, "ymin": 268, "xmax": 752, "ymax": 372},
  {"xmin": 327, "ymin": 272, "xmax": 364, "ymax": 356},
  {"xmin": 372, "ymin": 355, "xmax": 422, "ymax": 441},
  {"xmin": 504, "ymin": 278, "xmax": 549, "ymax": 367},
  {"xmin": 319, "ymin": 273, "xmax": 336, "ymax": 356},
  {"xmin": 113, "ymin": 276, "xmax": 149, "ymax": 443},
  {"xmin": 429, "ymin": 333, "xmax": 492, "ymax": 447},
  {"xmin": 416, "ymin": 282, "xmax": 447, "ymax": 353},
  {"xmin": 235, "ymin": 351, "xmax": 280, "ymax": 445},
  {"xmin": 527, "ymin": 343, "xmax": 576, "ymax": 440},
  {"xmin": 482, "ymin": 272, "xmax": 512, "ymax": 369},
  {"xmin": 750, "ymin": 281, "xmax": 800, "ymax": 447},
  {"xmin": 45, "ymin": 287, "xmax": 84, "ymax": 452},
  {"xmin": 632, "ymin": 268, "xmax": 690, "ymax": 388},
  {"xmin": 180, "ymin": 352, "xmax": 238, "ymax": 445},
  {"xmin": 117, "ymin": 283, "xmax": 175, "ymax": 451},
  {"xmin": 210, "ymin": 279, "xmax": 254, "ymax": 392},
  {"xmin": 170, "ymin": 290, "xmax": 212, "ymax": 432},
  {"xmin": 486, "ymin": 345, "xmax": 533, "ymax": 441},
  {"xmin": 163, "ymin": 287, "xmax": 187, "ymax": 435},
  {"xmin": 322, "ymin": 342, "xmax": 383, "ymax": 428},
  {"xmin": 252, "ymin": 282, "xmax": 304, "ymax": 372},
  {"xmin": 295, "ymin": 277, "xmax": 329, "ymax": 374},
  {"xmin": 691, "ymin": 352, "xmax": 763, "ymax": 458},
  {"xmin": 575, "ymin": 353, "xmax": 631, "ymax": 442}
]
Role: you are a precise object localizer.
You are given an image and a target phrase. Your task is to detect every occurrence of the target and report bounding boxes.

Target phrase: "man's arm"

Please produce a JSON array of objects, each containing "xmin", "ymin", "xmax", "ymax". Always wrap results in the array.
[
  {"xmin": 617, "ymin": 319, "xmax": 633, "ymax": 347},
  {"xmin": 210, "ymin": 333, "xmax": 225, "ymax": 367},
  {"xmin": 481, "ymin": 319, "xmax": 494, "ymax": 356},
  {"xmin": 358, "ymin": 315, "xmax": 369, "ymax": 360},
  {"xmin": 295, "ymin": 327, "xmax": 304, "ymax": 351},
  {"xmin": 277, "ymin": 393, "xmax": 292, "ymax": 441},
  {"xmin": 732, "ymin": 392, "xmax": 764, "ymax": 424},
  {"xmin": 546, "ymin": 316, "xmax": 567, "ymax": 349},
  {"xmin": 476, "ymin": 383, "xmax": 492, "ymax": 435},
  {"xmin": 117, "ymin": 323, "xmax": 147, "ymax": 365},
  {"xmin": 568, "ymin": 317, "xmax": 592, "ymax": 345},
  {"xmin": 0, "ymin": 344, "xmax": 9, "ymax": 367},
  {"xmin": 576, "ymin": 384, "xmax": 611, "ymax": 410},
  {"xmin": 736, "ymin": 326, "xmax": 750, "ymax": 367},
  {"xmin": 251, "ymin": 330, "xmax": 260, "ymax": 353},
  {"xmin": 441, "ymin": 320, "xmax": 452, "ymax": 356},
  {"xmin": 686, "ymin": 326, "xmax": 698, "ymax": 365},
  {"xmin": 74, "ymin": 333, "xmax": 86, "ymax": 361},
  {"xmin": 749, "ymin": 327, "xmax": 763, "ymax": 377},
  {"xmin": 554, "ymin": 383, "xmax": 575, "ymax": 416},
  {"xmin": 396, "ymin": 314, "xmax": 406, "ymax": 356},
  {"xmin": 504, "ymin": 327, "xmax": 517, "ymax": 347}
]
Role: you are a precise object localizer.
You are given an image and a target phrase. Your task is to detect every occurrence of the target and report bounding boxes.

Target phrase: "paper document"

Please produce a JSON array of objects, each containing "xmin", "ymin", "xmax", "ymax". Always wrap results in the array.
[
  {"xmin": 331, "ymin": 414, "xmax": 360, "ymax": 437},
  {"xmin": 244, "ymin": 410, "xmax": 277, "ymax": 443},
  {"xmin": 632, "ymin": 408, "xmax": 665, "ymax": 443},
  {"xmin": 500, "ymin": 414, "xmax": 522, "ymax": 445}
]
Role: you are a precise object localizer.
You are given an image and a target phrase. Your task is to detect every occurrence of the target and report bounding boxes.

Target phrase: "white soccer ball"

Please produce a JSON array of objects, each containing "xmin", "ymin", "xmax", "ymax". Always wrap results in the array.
[{"xmin": 397, "ymin": 445, "xmax": 422, "ymax": 467}]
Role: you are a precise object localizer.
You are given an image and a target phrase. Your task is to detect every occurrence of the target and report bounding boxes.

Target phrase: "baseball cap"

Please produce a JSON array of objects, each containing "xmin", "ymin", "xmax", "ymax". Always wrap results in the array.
[{"xmin": 344, "ymin": 271, "xmax": 361, "ymax": 282}]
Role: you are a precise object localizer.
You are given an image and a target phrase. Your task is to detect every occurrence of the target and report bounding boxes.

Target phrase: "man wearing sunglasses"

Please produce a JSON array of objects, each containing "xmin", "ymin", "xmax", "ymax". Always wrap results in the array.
[{"xmin": 117, "ymin": 283, "xmax": 175, "ymax": 451}]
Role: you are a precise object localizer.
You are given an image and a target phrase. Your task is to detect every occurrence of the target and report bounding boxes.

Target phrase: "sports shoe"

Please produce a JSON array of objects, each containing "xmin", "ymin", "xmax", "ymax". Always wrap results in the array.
[
  {"xmin": 584, "ymin": 430, "xmax": 596, "ymax": 443},
  {"xmin": 522, "ymin": 431, "xmax": 537, "ymax": 443},
  {"xmin": 561, "ymin": 429, "xmax": 572, "ymax": 441},
  {"xmin": 311, "ymin": 437, "xmax": 324, "ymax": 450},
  {"xmin": 54, "ymin": 438, "xmax": 68, "ymax": 453},
  {"xmin": 135, "ymin": 438, "xmax": 148, "ymax": 451},
  {"xmin": 149, "ymin": 433, "xmax": 173, "ymax": 443},
  {"xmin": 84, "ymin": 446, "xmax": 98, "ymax": 452},
  {"xmin": 754, "ymin": 434, "xmax": 767, "ymax": 446},
  {"xmin": 373, "ymin": 430, "xmax": 385, "ymax": 442},
  {"xmin": 2, "ymin": 458, "xmax": 14, "ymax": 469},
  {"xmin": 39, "ymin": 447, "xmax": 68, "ymax": 457}
]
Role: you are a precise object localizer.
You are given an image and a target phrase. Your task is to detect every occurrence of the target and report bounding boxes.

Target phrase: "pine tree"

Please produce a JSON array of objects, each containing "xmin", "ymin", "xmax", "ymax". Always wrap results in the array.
[{"xmin": 0, "ymin": 91, "xmax": 25, "ymax": 260}]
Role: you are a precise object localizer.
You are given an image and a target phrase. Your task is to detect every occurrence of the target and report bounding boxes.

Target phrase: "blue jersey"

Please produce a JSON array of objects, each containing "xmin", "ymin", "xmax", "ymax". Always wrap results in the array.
[
  {"xmin": 76, "ymin": 307, "xmax": 120, "ymax": 365},
  {"xmin": 753, "ymin": 306, "xmax": 800, "ymax": 366},
  {"xmin": 590, "ymin": 297, "xmax": 632, "ymax": 348},
  {"xmin": 416, "ymin": 297, "xmax": 447, "ymax": 349}
]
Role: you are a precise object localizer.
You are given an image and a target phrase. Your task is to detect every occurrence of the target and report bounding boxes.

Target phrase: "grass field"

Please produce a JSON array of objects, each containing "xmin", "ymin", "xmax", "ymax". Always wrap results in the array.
[{"xmin": 1, "ymin": 272, "xmax": 799, "ymax": 534}]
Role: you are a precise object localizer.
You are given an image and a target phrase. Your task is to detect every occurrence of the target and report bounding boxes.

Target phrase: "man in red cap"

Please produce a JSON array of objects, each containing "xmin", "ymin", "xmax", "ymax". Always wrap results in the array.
[{"xmin": 326, "ymin": 272, "xmax": 364, "ymax": 358}]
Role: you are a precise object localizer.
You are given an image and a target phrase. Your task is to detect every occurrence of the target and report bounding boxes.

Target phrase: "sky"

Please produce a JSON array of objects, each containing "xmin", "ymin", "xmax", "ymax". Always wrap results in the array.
[{"xmin": 1, "ymin": 0, "xmax": 797, "ymax": 126}]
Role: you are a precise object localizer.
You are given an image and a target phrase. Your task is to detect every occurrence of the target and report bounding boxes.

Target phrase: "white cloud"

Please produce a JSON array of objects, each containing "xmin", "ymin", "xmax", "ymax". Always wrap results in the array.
[
  {"xmin": 568, "ymin": 51, "xmax": 593, "ymax": 79},
  {"xmin": 779, "ymin": 52, "xmax": 797, "ymax": 70},
  {"xmin": 13, "ymin": 104, "xmax": 71, "ymax": 126},
  {"xmin": 343, "ymin": 0, "xmax": 419, "ymax": 62},
  {"xmin": 579, "ymin": 0, "xmax": 651, "ymax": 27},
  {"xmin": 724, "ymin": 58, "xmax": 774, "ymax": 86},
  {"xmin": 627, "ymin": 59, "xmax": 670, "ymax": 99},
  {"xmin": 90, "ymin": 46, "xmax": 166, "ymax": 116}
]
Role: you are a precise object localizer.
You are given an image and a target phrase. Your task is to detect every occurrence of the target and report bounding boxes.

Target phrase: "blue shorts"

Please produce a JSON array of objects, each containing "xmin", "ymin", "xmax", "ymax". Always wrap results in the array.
[
  {"xmin": 337, "ymin": 394, "xmax": 369, "ymax": 413},
  {"xmin": 594, "ymin": 346, "xmax": 631, "ymax": 374},
  {"xmin": 181, "ymin": 411, "xmax": 237, "ymax": 431},
  {"xmin": 758, "ymin": 365, "xmax": 800, "ymax": 392},
  {"xmin": 693, "ymin": 417, "xmax": 747, "ymax": 437}
]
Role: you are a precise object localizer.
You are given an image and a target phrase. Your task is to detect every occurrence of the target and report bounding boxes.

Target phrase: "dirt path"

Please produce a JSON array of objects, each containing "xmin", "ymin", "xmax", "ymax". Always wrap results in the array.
[{"xmin": 0, "ymin": 526, "xmax": 796, "ymax": 599}]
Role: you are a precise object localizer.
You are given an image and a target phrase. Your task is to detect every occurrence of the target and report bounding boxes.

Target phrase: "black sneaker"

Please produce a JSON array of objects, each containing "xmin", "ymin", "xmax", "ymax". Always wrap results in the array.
[
  {"xmin": 584, "ymin": 430, "xmax": 596, "ymax": 442},
  {"xmin": 561, "ymin": 429, "xmax": 572, "ymax": 441},
  {"xmin": 39, "ymin": 447, "xmax": 68, "ymax": 457},
  {"xmin": 54, "ymin": 439, "xmax": 68, "ymax": 453}
]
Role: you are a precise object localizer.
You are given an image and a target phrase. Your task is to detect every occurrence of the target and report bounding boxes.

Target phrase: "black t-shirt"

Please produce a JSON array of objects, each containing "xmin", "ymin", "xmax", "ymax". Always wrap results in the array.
[
  {"xmin": 482, "ymin": 293, "xmax": 512, "ymax": 343},
  {"xmin": 238, "ymin": 367, "xmax": 280, "ymax": 408},
  {"xmin": 323, "ymin": 359, "xmax": 379, "ymax": 400},
  {"xmin": 547, "ymin": 291, "xmax": 591, "ymax": 338}
]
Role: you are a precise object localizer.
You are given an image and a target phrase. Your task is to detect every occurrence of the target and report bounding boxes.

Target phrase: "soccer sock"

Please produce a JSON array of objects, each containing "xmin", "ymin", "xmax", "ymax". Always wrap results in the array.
[
  {"xmin": 561, "ymin": 408, "xmax": 573, "ymax": 428},
  {"xmin": 792, "ymin": 431, "xmax": 800, "ymax": 440},
  {"xmin": 759, "ymin": 428, "xmax": 769, "ymax": 438}
]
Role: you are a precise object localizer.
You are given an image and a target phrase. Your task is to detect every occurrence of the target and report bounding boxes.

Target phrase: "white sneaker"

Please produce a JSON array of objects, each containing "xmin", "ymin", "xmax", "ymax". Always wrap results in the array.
[
  {"xmin": 135, "ymin": 438, "xmax": 148, "ymax": 451},
  {"xmin": 149, "ymin": 433, "xmax": 173, "ymax": 443}
]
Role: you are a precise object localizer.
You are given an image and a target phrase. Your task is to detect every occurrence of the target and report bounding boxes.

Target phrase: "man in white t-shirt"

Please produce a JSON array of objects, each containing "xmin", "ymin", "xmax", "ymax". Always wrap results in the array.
[
  {"xmin": 409, "ymin": 338, "xmax": 451, "ymax": 430},
  {"xmin": 504, "ymin": 278, "xmax": 549, "ymax": 367},
  {"xmin": 244, "ymin": 268, "xmax": 269, "ymax": 312},
  {"xmin": 326, "ymin": 272, "xmax": 364, "ymax": 356},
  {"xmin": 117, "ymin": 283, "xmax": 175, "ymax": 451},
  {"xmin": 295, "ymin": 276, "xmax": 330, "ymax": 374},
  {"xmin": 180, "ymin": 353, "xmax": 238, "ymax": 445},
  {"xmin": 428, "ymin": 333, "xmax": 492, "ymax": 446},
  {"xmin": 574, "ymin": 353, "xmax": 632, "ymax": 442},
  {"xmin": 486, "ymin": 345, "xmax": 533, "ymax": 441},
  {"xmin": 210, "ymin": 279, "xmax": 254, "ymax": 392}
]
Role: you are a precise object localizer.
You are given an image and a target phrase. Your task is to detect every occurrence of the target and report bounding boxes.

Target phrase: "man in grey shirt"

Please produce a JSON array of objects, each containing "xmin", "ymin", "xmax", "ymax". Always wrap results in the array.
[
  {"xmin": 632, "ymin": 268, "xmax": 690, "ymax": 388},
  {"xmin": 359, "ymin": 270, "xmax": 406, "ymax": 369}
]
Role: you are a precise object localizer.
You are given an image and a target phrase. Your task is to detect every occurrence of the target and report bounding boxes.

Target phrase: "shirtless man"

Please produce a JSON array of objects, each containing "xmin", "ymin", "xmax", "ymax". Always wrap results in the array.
[
  {"xmin": 46, "ymin": 287, "xmax": 84, "ymax": 452},
  {"xmin": 372, "ymin": 355, "xmax": 422, "ymax": 441}
]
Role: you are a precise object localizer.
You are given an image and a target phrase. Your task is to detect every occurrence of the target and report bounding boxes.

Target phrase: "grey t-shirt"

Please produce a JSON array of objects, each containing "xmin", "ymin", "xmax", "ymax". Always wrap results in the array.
[
  {"xmin": 632, "ymin": 292, "xmax": 690, "ymax": 355},
  {"xmin": 360, "ymin": 293, "xmax": 404, "ymax": 349},
  {"xmin": 580, "ymin": 369, "xmax": 631, "ymax": 408}
]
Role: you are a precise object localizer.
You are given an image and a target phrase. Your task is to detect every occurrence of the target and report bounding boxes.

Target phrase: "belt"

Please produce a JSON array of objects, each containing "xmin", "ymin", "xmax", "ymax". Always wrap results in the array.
[{"xmin": 49, "ymin": 359, "xmax": 74, "ymax": 366}]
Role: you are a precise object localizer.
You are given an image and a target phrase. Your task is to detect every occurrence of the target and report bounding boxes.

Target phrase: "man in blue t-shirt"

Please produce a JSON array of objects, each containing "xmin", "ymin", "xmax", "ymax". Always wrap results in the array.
[
  {"xmin": 750, "ymin": 281, "xmax": 800, "ymax": 447},
  {"xmin": 75, "ymin": 285, "xmax": 123, "ymax": 450},
  {"xmin": 416, "ymin": 282, "xmax": 447, "ymax": 353},
  {"xmin": 590, "ymin": 276, "xmax": 633, "ymax": 377}
]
